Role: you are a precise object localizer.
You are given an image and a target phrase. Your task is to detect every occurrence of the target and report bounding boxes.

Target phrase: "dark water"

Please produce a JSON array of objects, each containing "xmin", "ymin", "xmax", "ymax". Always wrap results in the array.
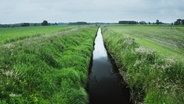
[{"xmin": 88, "ymin": 28, "xmax": 131, "ymax": 104}]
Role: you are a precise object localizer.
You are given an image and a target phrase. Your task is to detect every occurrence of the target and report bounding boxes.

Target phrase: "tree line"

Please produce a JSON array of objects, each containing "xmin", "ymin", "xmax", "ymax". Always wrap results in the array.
[
  {"xmin": 174, "ymin": 19, "xmax": 184, "ymax": 25},
  {"xmin": 0, "ymin": 20, "xmax": 52, "ymax": 28},
  {"xmin": 118, "ymin": 19, "xmax": 163, "ymax": 25},
  {"xmin": 0, "ymin": 20, "xmax": 90, "ymax": 28},
  {"xmin": 119, "ymin": 19, "xmax": 184, "ymax": 25}
]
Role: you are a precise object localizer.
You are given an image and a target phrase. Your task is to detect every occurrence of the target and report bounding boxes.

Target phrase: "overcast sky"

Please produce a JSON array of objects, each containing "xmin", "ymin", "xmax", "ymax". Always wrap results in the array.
[{"xmin": 0, "ymin": 0, "xmax": 184, "ymax": 24}]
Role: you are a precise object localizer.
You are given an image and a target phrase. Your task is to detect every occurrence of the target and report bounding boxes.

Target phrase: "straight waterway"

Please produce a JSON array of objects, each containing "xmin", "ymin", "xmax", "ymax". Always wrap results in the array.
[{"xmin": 88, "ymin": 28, "xmax": 131, "ymax": 104}]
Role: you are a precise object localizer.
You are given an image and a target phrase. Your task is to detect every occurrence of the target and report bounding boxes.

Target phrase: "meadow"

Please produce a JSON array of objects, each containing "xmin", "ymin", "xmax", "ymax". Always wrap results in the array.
[
  {"xmin": 106, "ymin": 25, "xmax": 184, "ymax": 62},
  {"xmin": 102, "ymin": 25, "xmax": 184, "ymax": 104},
  {"xmin": 0, "ymin": 26, "xmax": 71, "ymax": 44},
  {"xmin": 0, "ymin": 25, "xmax": 98, "ymax": 104}
]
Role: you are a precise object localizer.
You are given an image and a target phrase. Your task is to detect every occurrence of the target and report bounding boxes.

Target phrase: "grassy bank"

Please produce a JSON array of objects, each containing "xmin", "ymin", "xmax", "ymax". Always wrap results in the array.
[
  {"xmin": 0, "ymin": 25, "xmax": 71, "ymax": 44},
  {"xmin": 102, "ymin": 25, "xmax": 184, "ymax": 104},
  {"xmin": 107, "ymin": 25, "xmax": 184, "ymax": 62},
  {"xmin": 0, "ymin": 25, "xmax": 98, "ymax": 104}
]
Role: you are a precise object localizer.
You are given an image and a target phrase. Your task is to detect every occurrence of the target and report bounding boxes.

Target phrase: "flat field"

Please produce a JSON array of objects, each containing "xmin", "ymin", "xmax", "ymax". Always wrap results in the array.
[
  {"xmin": 106, "ymin": 25, "xmax": 184, "ymax": 62},
  {"xmin": 102, "ymin": 25, "xmax": 184, "ymax": 104},
  {"xmin": 0, "ymin": 26, "xmax": 71, "ymax": 44}
]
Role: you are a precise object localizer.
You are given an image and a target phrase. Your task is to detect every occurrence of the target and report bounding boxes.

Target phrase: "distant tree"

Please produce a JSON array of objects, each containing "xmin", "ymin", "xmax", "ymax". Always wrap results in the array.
[
  {"xmin": 54, "ymin": 23, "xmax": 58, "ymax": 25},
  {"xmin": 139, "ymin": 21, "xmax": 147, "ymax": 24},
  {"xmin": 21, "ymin": 23, "xmax": 30, "ymax": 27},
  {"xmin": 69, "ymin": 22, "xmax": 88, "ymax": 25},
  {"xmin": 156, "ymin": 19, "xmax": 160, "ymax": 24},
  {"xmin": 156, "ymin": 19, "xmax": 164, "ymax": 24},
  {"xmin": 173, "ymin": 19, "xmax": 184, "ymax": 25},
  {"xmin": 41, "ymin": 20, "xmax": 49, "ymax": 26},
  {"xmin": 119, "ymin": 21, "xmax": 138, "ymax": 24},
  {"xmin": 181, "ymin": 19, "xmax": 184, "ymax": 25},
  {"xmin": 33, "ymin": 23, "xmax": 38, "ymax": 26},
  {"xmin": 177, "ymin": 19, "xmax": 182, "ymax": 24}
]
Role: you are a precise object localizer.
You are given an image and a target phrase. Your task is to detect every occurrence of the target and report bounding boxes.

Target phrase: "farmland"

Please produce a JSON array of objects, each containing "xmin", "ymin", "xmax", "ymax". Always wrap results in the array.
[
  {"xmin": 104, "ymin": 25, "xmax": 184, "ymax": 62},
  {"xmin": 102, "ymin": 25, "xmax": 184, "ymax": 103},
  {"xmin": 1, "ymin": 24, "xmax": 184, "ymax": 104},
  {"xmin": 0, "ymin": 26, "xmax": 71, "ymax": 44},
  {"xmin": 0, "ymin": 25, "xmax": 98, "ymax": 104}
]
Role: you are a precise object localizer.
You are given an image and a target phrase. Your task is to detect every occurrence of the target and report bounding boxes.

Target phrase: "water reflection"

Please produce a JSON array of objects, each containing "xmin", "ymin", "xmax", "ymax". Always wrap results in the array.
[
  {"xmin": 88, "ymin": 28, "xmax": 130, "ymax": 104},
  {"xmin": 93, "ymin": 28, "xmax": 107, "ymax": 59}
]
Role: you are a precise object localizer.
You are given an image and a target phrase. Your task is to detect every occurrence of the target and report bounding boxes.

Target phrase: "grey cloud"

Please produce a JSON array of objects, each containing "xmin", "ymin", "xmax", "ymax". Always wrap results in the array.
[{"xmin": 0, "ymin": 0, "xmax": 183, "ymax": 24}]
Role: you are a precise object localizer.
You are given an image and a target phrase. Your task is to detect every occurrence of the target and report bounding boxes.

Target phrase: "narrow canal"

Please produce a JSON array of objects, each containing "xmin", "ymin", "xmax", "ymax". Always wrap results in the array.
[{"xmin": 88, "ymin": 28, "xmax": 131, "ymax": 104}]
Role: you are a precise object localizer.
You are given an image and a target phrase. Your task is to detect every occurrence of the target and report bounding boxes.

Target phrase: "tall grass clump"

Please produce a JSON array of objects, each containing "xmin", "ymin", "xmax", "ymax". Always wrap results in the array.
[
  {"xmin": 102, "ymin": 27, "xmax": 184, "ymax": 104},
  {"xmin": 0, "ymin": 26, "xmax": 98, "ymax": 103}
]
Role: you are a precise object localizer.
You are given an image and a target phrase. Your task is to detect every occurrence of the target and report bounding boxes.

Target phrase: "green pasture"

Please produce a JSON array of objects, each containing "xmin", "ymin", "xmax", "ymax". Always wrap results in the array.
[
  {"xmin": 107, "ymin": 25, "xmax": 184, "ymax": 62},
  {"xmin": 0, "ymin": 26, "xmax": 71, "ymax": 44}
]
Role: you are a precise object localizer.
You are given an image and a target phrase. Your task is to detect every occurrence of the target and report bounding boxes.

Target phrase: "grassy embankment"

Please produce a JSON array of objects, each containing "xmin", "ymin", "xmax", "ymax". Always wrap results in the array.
[
  {"xmin": 102, "ymin": 25, "xmax": 184, "ymax": 104},
  {"xmin": 0, "ymin": 25, "xmax": 98, "ymax": 104}
]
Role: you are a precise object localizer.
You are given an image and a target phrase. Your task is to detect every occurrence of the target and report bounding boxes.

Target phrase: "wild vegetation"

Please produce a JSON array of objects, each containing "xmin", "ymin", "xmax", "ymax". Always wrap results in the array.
[
  {"xmin": 0, "ymin": 25, "xmax": 98, "ymax": 104},
  {"xmin": 102, "ymin": 25, "xmax": 184, "ymax": 104}
]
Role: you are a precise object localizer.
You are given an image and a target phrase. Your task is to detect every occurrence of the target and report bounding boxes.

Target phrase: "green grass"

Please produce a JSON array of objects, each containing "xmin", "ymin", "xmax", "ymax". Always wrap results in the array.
[
  {"xmin": 107, "ymin": 25, "xmax": 184, "ymax": 62},
  {"xmin": 0, "ymin": 25, "xmax": 98, "ymax": 104},
  {"xmin": 102, "ymin": 25, "xmax": 184, "ymax": 104},
  {"xmin": 0, "ymin": 25, "xmax": 71, "ymax": 44}
]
